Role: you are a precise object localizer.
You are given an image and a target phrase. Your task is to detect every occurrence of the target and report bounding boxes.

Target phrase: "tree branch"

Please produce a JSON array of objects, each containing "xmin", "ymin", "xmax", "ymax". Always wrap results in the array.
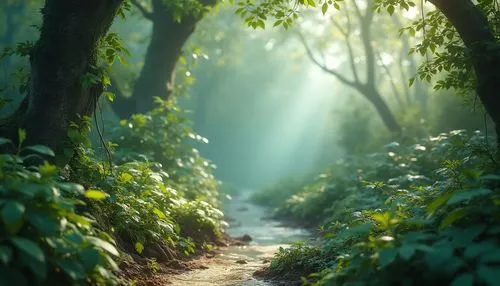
[
  {"xmin": 358, "ymin": 2, "xmax": 375, "ymax": 86},
  {"xmin": 296, "ymin": 30, "xmax": 356, "ymax": 87},
  {"xmin": 352, "ymin": 0, "xmax": 363, "ymax": 20},
  {"xmin": 331, "ymin": 13, "xmax": 360, "ymax": 83},
  {"xmin": 376, "ymin": 49, "xmax": 405, "ymax": 108},
  {"xmin": 130, "ymin": 0, "xmax": 153, "ymax": 20}
]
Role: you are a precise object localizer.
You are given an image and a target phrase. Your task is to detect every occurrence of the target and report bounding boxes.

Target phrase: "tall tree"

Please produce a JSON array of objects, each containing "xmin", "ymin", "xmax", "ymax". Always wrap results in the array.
[
  {"xmin": 427, "ymin": 0, "xmax": 500, "ymax": 143},
  {"xmin": 0, "ymin": 0, "xmax": 123, "ymax": 160},
  {"xmin": 237, "ymin": 0, "xmax": 500, "ymax": 143},
  {"xmin": 111, "ymin": 0, "xmax": 217, "ymax": 118},
  {"xmin": 298, "ymin": 0, "xmax": 402, "ymax": 133}
]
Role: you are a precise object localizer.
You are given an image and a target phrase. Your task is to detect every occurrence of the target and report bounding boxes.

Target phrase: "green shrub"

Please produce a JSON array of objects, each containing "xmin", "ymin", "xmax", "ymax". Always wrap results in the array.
[
  {"xmin": 68, "ymin": 102, "xmax": 226, "ymax": 259},
  {"xmin": 70, "ymin": 146, "xmax": 225, "ymax": 258},
  {"xmin": 110, "ymin": 98, "xmax": 220, "ymax": 207},
  {"xmin": 259, "ymin": 130, "xmax": 500, "ymax": 285},
  {"xmin": 0, "ymin": 136, "xmax": 119, "ymax": 285},
  {"xmin": 270, "ymin": 241, "xmax": 324, "ymax": 274}
]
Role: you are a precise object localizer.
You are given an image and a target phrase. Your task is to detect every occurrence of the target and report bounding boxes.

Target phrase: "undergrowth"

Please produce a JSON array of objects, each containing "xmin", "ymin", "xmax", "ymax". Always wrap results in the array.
[
  {"xmin": 255, "ymin": 130, "xmax": 500, "ymax": 285},
  {"xmin": 0, "ymin": 99, "xmax": 226, "ymax": 285}
]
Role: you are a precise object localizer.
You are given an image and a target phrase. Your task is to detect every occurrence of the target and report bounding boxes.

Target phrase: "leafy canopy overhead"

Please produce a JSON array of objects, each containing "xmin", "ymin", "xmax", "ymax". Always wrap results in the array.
[{"xmin": 235, "ymin": 0, "xmax": 500, "ymax": 97}]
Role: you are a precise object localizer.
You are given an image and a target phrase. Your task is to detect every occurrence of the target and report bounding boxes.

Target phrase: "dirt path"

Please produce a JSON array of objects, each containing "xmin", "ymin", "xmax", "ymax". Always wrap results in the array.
[{"xmin": 167, "ymin": 191, "xmax": 310, "ymax": 285}]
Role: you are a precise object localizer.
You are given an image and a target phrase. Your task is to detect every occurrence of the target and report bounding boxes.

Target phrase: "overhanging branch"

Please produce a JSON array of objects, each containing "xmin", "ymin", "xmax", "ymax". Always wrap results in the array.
[
  {"xmin": 130, "ymin": 0, "xmax": 153, "ymax": 20},
  {"xmin": 296, "ymin": 30, "xmax": 356, "ymax": 87}
]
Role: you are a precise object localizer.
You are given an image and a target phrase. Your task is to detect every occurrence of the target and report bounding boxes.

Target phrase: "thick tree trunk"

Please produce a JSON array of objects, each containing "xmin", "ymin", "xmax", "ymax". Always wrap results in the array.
[
  {"xmin": 112, "ymin": 0, "xmax": 215, "ymax": 118},
  {"xmin": 429, "ymin": 0, "xmax": 500, "ymax": 143},
  {"xmin": 0, "ymin": 0, "xmax": 122, "ymax": 159},
  {"xmin": 361, "ymin": 86, "xmax": 402, "ymax": 133}
]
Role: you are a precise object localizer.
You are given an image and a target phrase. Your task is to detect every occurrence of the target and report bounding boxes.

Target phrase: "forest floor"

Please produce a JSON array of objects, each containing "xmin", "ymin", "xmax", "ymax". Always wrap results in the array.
[{"xmin": 165, "ymin": 191, "xmax": 310, "ymax": 285}]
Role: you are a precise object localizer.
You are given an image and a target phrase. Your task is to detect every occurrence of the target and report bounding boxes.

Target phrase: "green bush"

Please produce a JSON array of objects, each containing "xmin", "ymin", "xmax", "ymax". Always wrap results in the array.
[
  {"xmin": 270, "ymin": 241, "xmax": 324, "ymax": 274},
  {"xmin": 68, "ymin": 101, "xmax": 226, "ymax": 260},
  {"xmin": 0, "ymin": 100, "xmax": 227, "ymax": 284},
  {"xmin": 261, "ymin": 130, "xmax": 500, "ymax": 285},
  {"xmin": 109, "ymin": 98, "xmax": 220, "ymax": 207},
  {"xmin": 0, "ymin": 136, "xmax": 119, "ymax": 285},
  {"xmin": 70, "ymin": 144, "xmax": 225, "ymax": 259}
]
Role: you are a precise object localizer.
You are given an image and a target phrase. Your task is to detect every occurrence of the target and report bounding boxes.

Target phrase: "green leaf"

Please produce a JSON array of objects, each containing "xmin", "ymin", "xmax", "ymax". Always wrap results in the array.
[
  {"xmin": 477, "ymin": 265, "xmax": 500, "ymax": 286},
  {"xmin": 321, "ymin": 3, "xmax": 328, "ymax": 14},
  {"xmin": 18, "ymin": 249, "xmax": 47, "ymax": 281},
  {"xmin": 57, "ymin": 259, "xmax": 86, "ymax": 280},
  {"xmin": 18, "ymin": 129, "xmax": 26, "ymax": 145},
  {"xmin": 135, "ymin": 242, "xmax": 144, "ymax": 254},
  {"xmin": 80, "ymin": 248, "xmax": 100, "ymax": 271},
  {"xmin": 426, "ymin": 192, "xmax": 452, "ymax": 214},
  {"xmin": 464, "ymin": 243, "xmax": 495, "ymax": 259},
  {"xmin": 103, "ymin": 91, "xmax": 115, "ymax": 102},
  {"xmin": 11, "ymin": 237, "xmax": 45, "ymax": 263},
  {"xmin": 87, "ymin": 236, "xmax": 119, "ymax": 256},
  {"xmin": 39, "ymin": 161, "xmax": 58, "ymax": 176},
  {"xmin": 387, "ymin": 5, "xmax": 395, "ymax": 15},
  {"xmin": 59, "ymin": 183, "xmax": 85, "ymax": 194},
  {"xmin": 153, "ymin": 208, "xmax": 167, "ymax": 219},
  {"xmin": 0, "ymin": 138, "xmax": 12, "ymax": 146},
  {"xmin": 379, "ymin": 248, "xmax": 398, "ymax": 267},
  {"xmin": 0, "ymin": 245, "xmax": 13, "ymax": 264},
  {"xmin": 409, "ymin": 77, "xmax": 416, "ymax": 87},
  {"xmin": 443, "ymin": 257, "xmax": 466, "ymax": 275},
  {"xmin": 425, "ymin": 246, "xmax": 453, "ymax": 271},
  {"xmin": 451, "ymin": 225, "xmax": 486, "ymax": 247},
  {"xmin": 399, "ymin": 244, "xmax": 416, "ymax": 260},
  {"xmin": 84, "ymin": 189, "xmax": 109, "ymax": 200},
  {"xmin": 24, "ymin": 145, "xmax": 55, "ymax": 157},
  {"xmin": 1, "ymin": 200, "xmax": 26, "ymax": 234},
  {"xmin": 479, "ymin": 174, "xmax": 500, "ymax": 181},
  {"xmin": 28, "ymin": 211, "xmax": 59, "ymax": 236},
  {"xmin": 452, "ymin": 274, "xmax": 474, "ymax": 286},
  {"xmin": 447, "ymin": 189, "xmax": 492, "ymax": 205},
  {"xmin": 440, "ymin": 208, "xmax": 467, "ymax": 228},
  {"xmin": 480, "ymin": 249, "xmax": 500, "ymax": 263}
]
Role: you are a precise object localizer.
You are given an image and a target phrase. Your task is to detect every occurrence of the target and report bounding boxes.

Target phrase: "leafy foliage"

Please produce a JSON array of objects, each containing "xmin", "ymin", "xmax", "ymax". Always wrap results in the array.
[
  {"xmin": 110, "ymin": 98, "xmax": 220, "ymax": 206},
  {"xmin": 68, "ymin": 99, "xmax": 225, "ymax": 260},
  {"xmin": 0, "ymin": 85, "xmax": 226, "ymax": 283},
  {"xmin": 257, "ymin": 130, "xmax": 500, "ymax": 285},
  {"xmin": 234, "ymin": 0, "xmax": 500, "ymax": 103},
  {"xmin": 0, "ymin": 135, "xmax": 120, "ymax": 285}
]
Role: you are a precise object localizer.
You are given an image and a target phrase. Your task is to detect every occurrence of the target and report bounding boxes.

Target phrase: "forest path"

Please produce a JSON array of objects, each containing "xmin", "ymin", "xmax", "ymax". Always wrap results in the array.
[{"xmin": 166, "ymin": 190, "xmax": 310, "ymax": 285}]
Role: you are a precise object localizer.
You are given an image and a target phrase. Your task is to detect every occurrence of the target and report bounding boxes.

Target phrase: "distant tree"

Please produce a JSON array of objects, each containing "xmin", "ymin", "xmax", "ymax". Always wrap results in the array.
[
  {"xmin": 236, "ymin": 0, "xmax": 500, "ymax": 143},
  {"xmin": 111, "ymin": 0, "xmax": 217, "ymax": 118},
  {"xmin": 297, "ymin": 0, "xmax": 402, "ymax": 133}
]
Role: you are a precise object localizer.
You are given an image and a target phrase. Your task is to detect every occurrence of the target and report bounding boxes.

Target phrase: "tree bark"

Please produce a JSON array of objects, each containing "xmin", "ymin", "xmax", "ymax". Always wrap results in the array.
[
  {"xmin": 112, "ymin": 0, "xmax": 216, "ymax": 118},
  {"xmin": 429, "ymin": 0, "xmax": 500, "ymax": 143},
  {"xmin": 0, "ymin": 0, "xmax": 122, "ymax": 159},
  {"xmin": 360, "ymin": 85, "xmax": 402, "ymax": 133},
  {"xmin": 299, "ymin": 0, "xmax": 402, "ymax": 133}
]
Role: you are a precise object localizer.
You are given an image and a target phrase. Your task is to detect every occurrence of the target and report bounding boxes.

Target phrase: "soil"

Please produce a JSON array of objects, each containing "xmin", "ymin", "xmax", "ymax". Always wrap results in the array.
[{"xmin": 129, "ymin": 190, "xmax": 310, "ymax": 285}]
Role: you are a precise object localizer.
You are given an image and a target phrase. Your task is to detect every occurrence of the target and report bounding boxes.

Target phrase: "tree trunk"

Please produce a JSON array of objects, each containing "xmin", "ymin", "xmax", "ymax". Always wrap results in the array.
[
  {"xmin": 429, "ymin": 0, "xmax": 500, "ymax": 143},
  {"xmin": 0, "ymin": 0, "xmax": 122, "ymax": 160},
  {"xmin": 361, "ymin": 86, "xmax": 402, "ymax": 133},
  {"xmin": 112, "ymin": 0, "xmax": 215, "ymax": 118}
]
